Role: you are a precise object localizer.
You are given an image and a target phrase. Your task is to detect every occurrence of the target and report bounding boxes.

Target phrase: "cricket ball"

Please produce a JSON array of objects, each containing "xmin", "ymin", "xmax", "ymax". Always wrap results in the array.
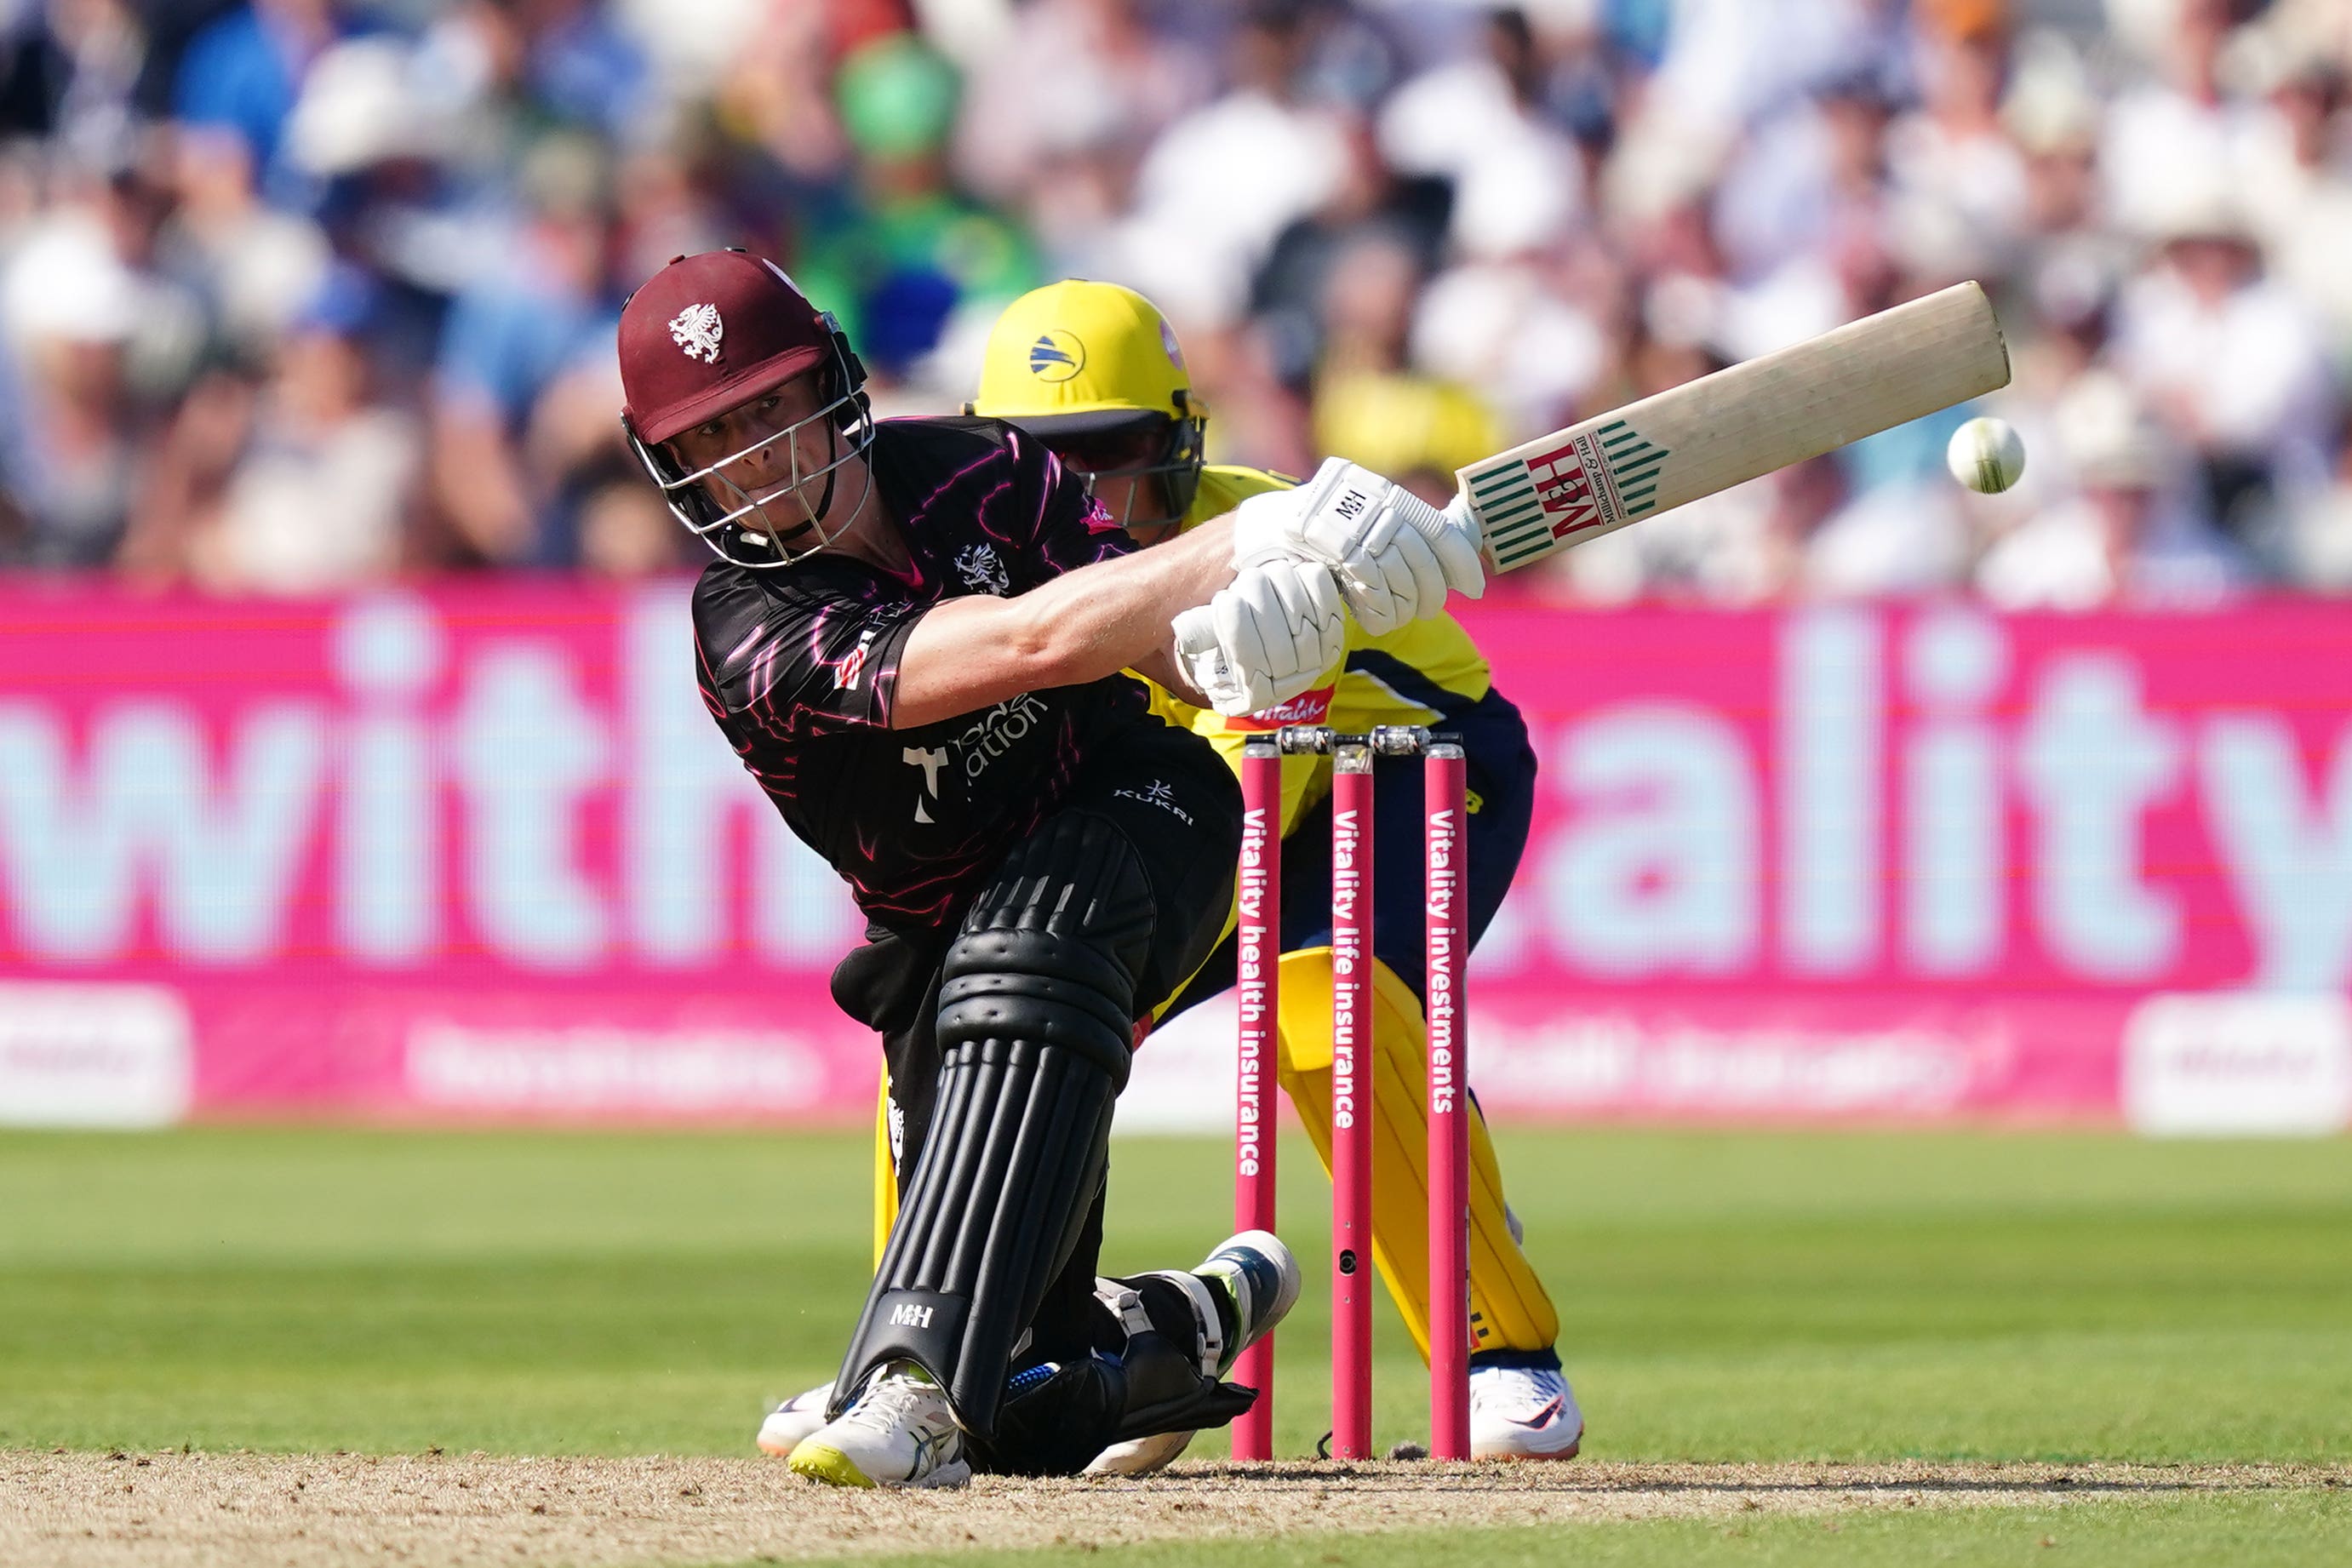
[{"xmin": 1947, "ymin": 416, "xmax": 2027, "ymax": 495}]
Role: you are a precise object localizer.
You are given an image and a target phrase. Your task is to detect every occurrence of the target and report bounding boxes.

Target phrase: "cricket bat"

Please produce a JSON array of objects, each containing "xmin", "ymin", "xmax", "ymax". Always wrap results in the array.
[{"xmin": 1459, "ymin": 281, "xmax": 2011, "ymax": 573}]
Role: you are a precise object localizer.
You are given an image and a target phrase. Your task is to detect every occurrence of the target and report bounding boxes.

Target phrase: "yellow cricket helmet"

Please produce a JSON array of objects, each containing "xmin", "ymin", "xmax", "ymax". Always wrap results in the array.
[{"xmin": 969, "ymin": 279, "xmax": 1207, "ymax": 530}]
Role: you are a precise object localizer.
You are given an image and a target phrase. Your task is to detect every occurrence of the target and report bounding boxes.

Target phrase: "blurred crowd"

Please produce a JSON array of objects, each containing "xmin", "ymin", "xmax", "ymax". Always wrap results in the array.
[{"xmin": 4, "ymin": 0, "xmax": 2352, "ymax": 604}]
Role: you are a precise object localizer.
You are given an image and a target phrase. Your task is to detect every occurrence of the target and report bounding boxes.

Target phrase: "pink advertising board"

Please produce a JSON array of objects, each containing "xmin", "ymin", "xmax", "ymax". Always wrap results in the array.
[{"xmin": 2, "ymin": 583, "xmax": 2348, "ymax": 1130}]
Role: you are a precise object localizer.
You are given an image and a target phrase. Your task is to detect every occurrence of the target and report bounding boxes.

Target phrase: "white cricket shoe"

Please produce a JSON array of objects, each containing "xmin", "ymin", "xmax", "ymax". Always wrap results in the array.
[
  {"xmin": 754, "ymin": 1380, "xmax": 835, "ymax": 1458},
  {"xmin": 1468, "ymin": 1362, "xmax": 1584, "ymax": 1461},
  {"xmin": 1083, "ymin": 1228, "xmax": 1302, "ymax": 1477},
  {"xmin": 788, "ymin": 1362, "xmax": 972, "ymax": 1489}
]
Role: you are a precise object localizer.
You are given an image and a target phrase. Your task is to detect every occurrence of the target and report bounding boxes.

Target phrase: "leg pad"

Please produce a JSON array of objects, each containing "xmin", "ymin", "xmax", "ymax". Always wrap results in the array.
[{"xmin": 833, "ymin": 811, "xmax": 1158, "ymax": 1438}]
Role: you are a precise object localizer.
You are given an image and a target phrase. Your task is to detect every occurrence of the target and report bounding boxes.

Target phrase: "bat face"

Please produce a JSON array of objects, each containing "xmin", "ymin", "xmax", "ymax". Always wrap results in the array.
[
  {"xmin": 1469, "ymin": 420, "xmax": 1673, "ymax": 572},
  {"xmin": 1459, "ymin": 282, "xmax": 2011, "ymax": 575}
]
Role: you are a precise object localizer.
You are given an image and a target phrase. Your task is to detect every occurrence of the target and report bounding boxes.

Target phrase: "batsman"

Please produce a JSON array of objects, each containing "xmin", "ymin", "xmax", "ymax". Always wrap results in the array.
[{"xmin": 619, "ymin": 250, "xmax": 1376, "ymax": 1488}]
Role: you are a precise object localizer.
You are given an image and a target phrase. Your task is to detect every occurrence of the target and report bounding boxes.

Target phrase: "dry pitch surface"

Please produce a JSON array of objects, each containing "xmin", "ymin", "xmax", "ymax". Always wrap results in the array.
[{"xmin": 4, "ymin": 1452, "xmax": 2341, "ymax": 1568}]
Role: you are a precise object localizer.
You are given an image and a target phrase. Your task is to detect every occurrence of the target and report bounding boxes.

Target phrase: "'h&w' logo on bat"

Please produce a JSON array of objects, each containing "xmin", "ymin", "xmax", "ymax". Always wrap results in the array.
[{"xmin": 1525, "ymin": 432, "xmax": 1629, "ymax": 541}]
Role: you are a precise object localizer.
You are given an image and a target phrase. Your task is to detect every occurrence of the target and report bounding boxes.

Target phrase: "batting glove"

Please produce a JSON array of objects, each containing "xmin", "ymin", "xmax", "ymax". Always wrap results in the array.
[
  {"xmin": 1171, "ymin": 558, "xmax": 1348, "ymax": 718},
  {"xmin": 1231, "ymin": 459, "xmax": 1486, "ymax": 635}
]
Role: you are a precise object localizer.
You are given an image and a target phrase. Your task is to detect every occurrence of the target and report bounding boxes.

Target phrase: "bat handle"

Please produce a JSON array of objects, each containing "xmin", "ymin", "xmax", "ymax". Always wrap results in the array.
[{"xmin": 1443, "ymin": 493, "xmax": 1494, "ymax": 576}]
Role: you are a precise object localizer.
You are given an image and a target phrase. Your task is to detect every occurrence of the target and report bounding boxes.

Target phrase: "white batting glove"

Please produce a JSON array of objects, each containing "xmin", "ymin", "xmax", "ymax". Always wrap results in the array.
[
  {"xmin": 1231, "ymin": 459, "xmax": 1486, "ymax": 634},
  {"xmin": 1171, "ymin": 558, "xmax": 1348, "ymax": 718}
]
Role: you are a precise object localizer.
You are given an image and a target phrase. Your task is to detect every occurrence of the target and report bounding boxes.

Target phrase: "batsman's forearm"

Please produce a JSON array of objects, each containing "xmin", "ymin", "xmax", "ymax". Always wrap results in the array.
[
  {"xmin": 890, "ymin": 517, "xmax": 1236, "ymax": 729},
  {"xmin": 1016, "ymin": 515, "xmax": 1237, "ymax": 678},
  {"xmin": 1130, "ymin": 643, "xmax": 1210, "ymax": 710}
]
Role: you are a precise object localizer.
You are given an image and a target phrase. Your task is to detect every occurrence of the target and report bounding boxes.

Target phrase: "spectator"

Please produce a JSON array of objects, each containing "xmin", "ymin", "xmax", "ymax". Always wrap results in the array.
[
  {"xmin": 172, "ymin": 0, "xmax": 338, "ymax": 186},
  {"xmin": 788, "ymin": 30, "xmax": 1038, "ymax": 403},
  {"xmin": 522, "ymin": 0, "xmax": 650, "ymax": 140},
  {"xmin": 1309, "ymin": 231, "xmax": 1502, "ymax": 505},
  {"xmin": 156, "ymin": 123, "xmax": 331, "ymax": 358},
  {"xmin": 1978, "ymin": 377, "xmax": 2250, "ymax": 609},
  {"xmin": 2285, "ymin": 410, "xmax": 2352, "ymax": 593},
  {"xmin": 573, "ymin": 449, "xmax": 684, "ymax": 578},
  {"xmin": 1410, "ymin": 232, "xmax": 1611, "ymax": 448},
  {"xmin": 1105, "ymin": 2, "xmax": 1352, "ymax": 327},
  {"xmin": 955, "ymin": 0, "xmax": 1213, "ymax": 258},
  {"xmin": 2111, "ymin": 172, "xmax": 2335, "ymax": 570},
  {"xmin": 1252, "ymin": 115, "xmax": 1448, "ymax": 394},
  {"xmin": 123, "ymin": 265, "xmax": 419, "ymax": 591},
  {"xmin": 1714, "ymin": 68, "xmax": 1897, "ymax": 291},
  {"xmin": 0, "ymin": 201, "xmax": 142, "ymax": 565},
  {"xmin": 1801, "ymin": 465, "xmax": 1971, "ymax": 599},
  {"xmin": 1645, "ymin": 0, "xmax": 1906, "ymax": 146},
  {"xmin": 1883, "ymin": 15, "xmax": 2030, "ymax": 279},
  {"xmin": 1376, "ymin": 6, "xmax": 1587, "ymax": 269},
  {"xmin": 2233, "ymin": 34, "xmax": 2352, "ymax": 364},
  {"xmin": 424, "ymin": 135, "xmax": 620, "ymax": 566},
  {"xmin": 0, "ymin": 0, "xmax": 146, "ymax": 169},
  {"xmin": 2100, "ymin": 0, "xmax": 2258, "ymax": 243}
]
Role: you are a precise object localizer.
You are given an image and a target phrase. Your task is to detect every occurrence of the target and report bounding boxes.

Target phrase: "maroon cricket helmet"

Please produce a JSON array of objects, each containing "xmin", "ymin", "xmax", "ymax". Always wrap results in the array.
[
  {"xmin": 619, "ymin": 249, "xmax": 837, "ymax": 446},
  {"xmin": 617, "ymin": 249, "xmax": 876, "ymax": 569}
]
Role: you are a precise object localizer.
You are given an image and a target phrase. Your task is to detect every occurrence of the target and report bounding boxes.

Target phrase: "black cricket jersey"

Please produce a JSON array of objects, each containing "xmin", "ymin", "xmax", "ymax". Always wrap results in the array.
[{"xmin": 690, "ymin": 416, "xmax": 1178, "ymax": 930}]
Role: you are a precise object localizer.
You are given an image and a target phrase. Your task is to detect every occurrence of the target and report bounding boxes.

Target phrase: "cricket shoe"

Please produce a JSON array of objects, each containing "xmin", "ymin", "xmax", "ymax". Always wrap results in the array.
[
  {"xmin": 754, "ymin": 1380, "xmax": 835, "ymax": 1458},
  {"xmin": 787, "ymin": 1362, "xmax": 971, "ymax": 1490},
  {"xmin": 1083, "ymin": 1228, "xmax": 1302, "ymax": 1476},
  {"xmin": 1468, "ymin": 1360, "xmax": 1584, "ymax": 1461}
]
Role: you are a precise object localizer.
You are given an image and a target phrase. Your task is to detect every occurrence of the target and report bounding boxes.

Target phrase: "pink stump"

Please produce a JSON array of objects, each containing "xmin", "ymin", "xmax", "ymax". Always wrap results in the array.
[
  {"xmin": 1424, "ymin": 743, "xmax": 1472, "ymax": 1460},
  {"xmin": 1233, "ymin": 738, "xmax": 1282, "ymax": 1461},
  {"xmin": 1330, "ymin": 741, "xmax": 1375, "ymax": 1460}
]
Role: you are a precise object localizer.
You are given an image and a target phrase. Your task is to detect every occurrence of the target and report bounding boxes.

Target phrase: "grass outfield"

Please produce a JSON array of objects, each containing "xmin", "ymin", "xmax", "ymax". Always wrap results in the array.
[
  {"xmin": 819, "ymin": 1491, "xmax": 2352, "ymax": 1568},
  {"xmin": 1, "ymin": 1126, "xmax": 2347, "ymax": 1563}
]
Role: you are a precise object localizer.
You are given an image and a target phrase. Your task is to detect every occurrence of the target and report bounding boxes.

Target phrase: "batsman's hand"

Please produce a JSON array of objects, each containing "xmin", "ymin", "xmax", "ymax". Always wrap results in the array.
[
  {"xmin": 1231, "ymin": 458, "xmax": 1486, "ymax": 635},
  {"xmin": 1172, "ymin": 558, "xmax": 1348, "ymax": 718}
]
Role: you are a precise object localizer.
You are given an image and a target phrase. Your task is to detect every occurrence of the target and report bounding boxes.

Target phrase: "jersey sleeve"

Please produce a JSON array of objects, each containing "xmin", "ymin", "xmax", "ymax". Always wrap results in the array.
[{"xmin": 692, "ymin": 566, "xmax": 927, "ymax": 731}]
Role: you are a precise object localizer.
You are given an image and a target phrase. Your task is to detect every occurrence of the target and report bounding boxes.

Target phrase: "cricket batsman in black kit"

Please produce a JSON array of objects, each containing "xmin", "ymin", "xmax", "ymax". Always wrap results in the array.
[{"xmin": 615, "ymin": 249, "xmax": 1462, "ymax": 1487}]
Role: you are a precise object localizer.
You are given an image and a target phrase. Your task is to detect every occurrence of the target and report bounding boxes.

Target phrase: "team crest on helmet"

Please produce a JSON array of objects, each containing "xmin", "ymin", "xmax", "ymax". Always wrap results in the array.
[
  {"xmin": 669, "ymin": 302, "xmax": 724, "ymax": 364},
  {"xmin": 953, "ymin": 542, "xmax": 1011, "ymax": 595},
  {"xmin": 1028, "ymin": 329, "xmax": 1084, "ymax": 382}
]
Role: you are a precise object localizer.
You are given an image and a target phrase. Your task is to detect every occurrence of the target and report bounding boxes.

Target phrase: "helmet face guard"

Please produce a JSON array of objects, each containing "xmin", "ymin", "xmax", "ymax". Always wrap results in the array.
[
  {"xmin": 624, "ymin": 315, "xmax": 875, "ymax": 570},
  {"xmin": 1054, "ymin": 405, "xmax": 1207, "ymax": 536}
]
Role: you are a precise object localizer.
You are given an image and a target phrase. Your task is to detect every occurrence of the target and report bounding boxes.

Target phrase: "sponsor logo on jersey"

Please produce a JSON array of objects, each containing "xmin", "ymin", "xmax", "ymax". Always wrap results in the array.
[
  {"xmin": 668, "ymin": 302, "xmax": 724, "ymax": 364},
  {"xmin": 902, "ymin": 744, "xmax": 948, "ymax": 823},
  {"xmin": 1027, "ymin": 329, "xmax": 1084, "ymax": 381},
  {"xmin": 1113, "ymin": 777, "xmax": 1193, "ymax": 826},
  {"xmin": 951, "ymin": 693, "xmax": 1050, "ymax": 780},
  {"xmin": 1225, "ymin": 684, "xmax": 1336, "ymax": 730}
]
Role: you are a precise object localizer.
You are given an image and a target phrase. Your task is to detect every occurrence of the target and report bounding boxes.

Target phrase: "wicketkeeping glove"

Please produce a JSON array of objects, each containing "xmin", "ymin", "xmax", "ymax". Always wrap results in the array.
[
  {"xmin": 1230, "ymin": 458, "xmax": 1486, "ymax": 635},
  {"xmin": 1171, "ymin": 558, "xmax": 1348, "ymax": 718}
]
